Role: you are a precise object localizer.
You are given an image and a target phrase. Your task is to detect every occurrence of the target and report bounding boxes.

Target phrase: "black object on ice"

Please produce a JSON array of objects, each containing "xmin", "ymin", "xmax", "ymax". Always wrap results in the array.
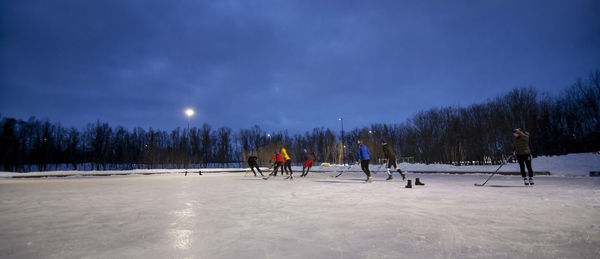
[
  {"xmin": 333, "ymin": 164, "xmax": 355, "ymax": 178},
  {"xmin": 474, "ymin": 154, "xmax": 514, "ymax": 187},
  {"xmin": 185, "ymin": 170, "xmax": 202, "ymax": 176},
  {"xmin": 405, "ymin": 179, "xmax": 412, "ymax": 188},
  {"xmin": 415, "ymin": 178, "xmax": 425, "ymax": 185}
]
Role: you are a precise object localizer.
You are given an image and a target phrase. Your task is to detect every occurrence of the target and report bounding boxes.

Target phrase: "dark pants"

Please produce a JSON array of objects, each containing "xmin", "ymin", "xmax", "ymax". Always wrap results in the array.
[
  {"xmin": 302, "ymin": 158, "xmax": 313, "ymax": 177},
  {"xmin": 283, "ymin": 160, "xmax": 293, "ymax": 175},
  {"xmin": 361, "ymin": 160, "xmax": 371, "ymax": 177},
  {"xmin": 271, "ymin": 162, "xmax": 282, "ymax": 176},
  {"xmin": 248, "ymin": 163, "xmax": 263, "ymax": 176},
  {"xmin": 386, "ymin": 158, "xmax": 398, "ymax": 169},
  {"xmin": 301, "ymin": 167, "xmax": 310, "ymax": 176},
  {"xmin": 517, "ymin": 154, "xmax": 534, "ymax": 178}
]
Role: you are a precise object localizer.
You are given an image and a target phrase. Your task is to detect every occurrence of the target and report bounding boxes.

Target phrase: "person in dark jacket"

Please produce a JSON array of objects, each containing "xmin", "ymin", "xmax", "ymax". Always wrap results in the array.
[
  {"xmin": 300, "ymin": 150, "xmax": 315, "ymax": 177},
  {"xmin": 381, "ymin": 140, "xmax": 407, "ymax": 181},
  {"xmin": 247, "ymin": 154, "xmax": 264, "ymax": 177},
  {"xmin": 513, "ymin": 128, "xmax": 534, "ymax": 185},
  {"xmin": 356, "ymin": 140, "xmax": 372, "ymax": 183}
]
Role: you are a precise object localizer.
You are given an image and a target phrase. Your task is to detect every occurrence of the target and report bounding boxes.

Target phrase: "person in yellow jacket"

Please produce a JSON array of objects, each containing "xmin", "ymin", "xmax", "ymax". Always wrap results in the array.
[{"xmin": 280, "ymin": 147, "xmax": 294, "ymax": 180}]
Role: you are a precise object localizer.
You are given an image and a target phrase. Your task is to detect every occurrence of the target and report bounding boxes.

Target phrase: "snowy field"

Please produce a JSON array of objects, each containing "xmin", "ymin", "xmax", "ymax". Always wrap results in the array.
[{"xmin": 1, "ymin": 171, "xmax": 599, "ymax": 259}]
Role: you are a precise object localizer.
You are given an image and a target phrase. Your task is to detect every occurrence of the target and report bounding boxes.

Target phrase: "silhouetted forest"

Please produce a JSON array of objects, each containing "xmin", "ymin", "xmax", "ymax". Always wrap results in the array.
[{"xmin": 1, "ymin": 71, "xmax": 598, "ymax": 172}]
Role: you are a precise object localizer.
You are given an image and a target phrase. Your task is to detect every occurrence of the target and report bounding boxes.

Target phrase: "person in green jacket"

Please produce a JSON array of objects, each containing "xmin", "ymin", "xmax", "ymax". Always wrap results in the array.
[{"xmin": 513, "ymin": 128, "xmax": 534, "ymax": 186}]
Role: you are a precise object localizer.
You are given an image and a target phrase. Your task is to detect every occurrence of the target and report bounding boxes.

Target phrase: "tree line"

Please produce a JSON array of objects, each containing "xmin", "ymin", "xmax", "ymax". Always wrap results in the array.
[{"xmin": 1, "ymin": 71, "xmax": 598, "ymax": 172}]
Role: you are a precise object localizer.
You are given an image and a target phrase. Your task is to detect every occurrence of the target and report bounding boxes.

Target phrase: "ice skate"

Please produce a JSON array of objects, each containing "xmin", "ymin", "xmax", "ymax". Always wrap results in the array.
[
  {"xmin": 523, "ymin": 178, "xmax": 529, "ymax": 186},
  {"xmin": 386, "ymin": 175, "xmax": 393, "ymax": 181},
  {"xmin": 528, "ymin": 177, "xmax": 534, "ymax": 186},
  {"xmin": 365, "ymin": 176, "xmax": 372, "ymax": 183}
]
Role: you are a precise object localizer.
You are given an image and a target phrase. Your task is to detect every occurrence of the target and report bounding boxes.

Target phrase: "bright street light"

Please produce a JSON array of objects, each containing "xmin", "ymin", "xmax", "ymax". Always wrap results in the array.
[
  {"xmin": 185, "ymin": 108, "xmax": 195, "ymax": 118},
  {"xmin": 185, "ymin": 108, "xmax": 195, "ymax": 131}
]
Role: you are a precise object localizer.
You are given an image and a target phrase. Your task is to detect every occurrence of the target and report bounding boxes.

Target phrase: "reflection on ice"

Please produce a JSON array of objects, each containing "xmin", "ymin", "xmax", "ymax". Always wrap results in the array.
[
  {"xmin": 170, "ymin": 208, "xmax": 196, "ymax": 221},
  {"xmin": 167, "ymin": 200, "xmax": 196, "ymax": 250},
  {"xmin": 168, "ymin": 229, "xmax": 192, "ymax": 250}
]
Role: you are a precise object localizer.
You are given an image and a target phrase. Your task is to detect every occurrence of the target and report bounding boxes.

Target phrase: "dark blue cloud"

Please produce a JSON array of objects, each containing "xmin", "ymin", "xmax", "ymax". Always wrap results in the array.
[{"xmin": 2, "ymin": 0, "xmax": 599, "ymax": 133}]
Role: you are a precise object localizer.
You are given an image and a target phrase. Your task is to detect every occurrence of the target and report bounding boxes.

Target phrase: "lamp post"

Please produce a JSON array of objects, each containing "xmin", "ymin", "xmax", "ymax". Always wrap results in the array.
[
  {"xmin": 185, "ymin": 108, "xmax": 194, "ymax": 132},
  {"xmin": 184, "ymin": 108, "xmax": 194, "ymax": 175},
  {"xmin": 338, "ymin": 117, "xmax": 344, "ymax": 165},
  {"xmin": 267, "ymin": 133, "xmax": 271, "ymax": 143},
  {"xmin": 369, "ymin": 129, "xmax": 377, "ymax": 146}
]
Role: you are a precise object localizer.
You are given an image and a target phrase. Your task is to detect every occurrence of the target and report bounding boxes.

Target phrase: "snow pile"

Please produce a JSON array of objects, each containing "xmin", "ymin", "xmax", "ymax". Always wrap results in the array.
[
  {"xmin": 528, "ymin": 153, "xmax": 600, "ymax": 176},
  {"xmin": 320, "ymin": 153, "xmax": 600, "ymax": 177},
  {"xmin": 0, "ymin": 168, "xmax": 247, "ymax": 178},
  {"xmin": 1, "ymin": 153, "xmax": 599, "ymax": 178}
]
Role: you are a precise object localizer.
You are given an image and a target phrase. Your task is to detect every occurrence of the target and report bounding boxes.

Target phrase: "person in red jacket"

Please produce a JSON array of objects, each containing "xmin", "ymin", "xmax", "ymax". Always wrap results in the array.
[
  {"xmin": 268, "ymin": 152, "xmax": 284, "ymax": 177},
  {"xmin": 300, "ymin": 150, "xmax": 315, "ymax": 177}
]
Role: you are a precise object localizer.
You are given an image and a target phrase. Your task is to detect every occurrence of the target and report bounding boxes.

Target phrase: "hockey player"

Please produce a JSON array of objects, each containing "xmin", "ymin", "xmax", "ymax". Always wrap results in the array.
[
  {"xmin": 280, "ymin": 147, "xmax": 294, "ymax": 180},
  {"xmin": 268, "ymin": 152, "xmax": 284, "ymax": 177},
  {"xmin": 247, "ymin": 154, "xmax": 264, "ymax": 177},
  {"xmin": 513, "ymin": 128, "xmax": 534, "ymax": 185},
  {"xmin": 381, "ymin": 140, "xmax": 407, "ymax": 181},
  {"xmin": 356, "ymin": 140, "xmax": 372, "ymax": 183},
  {"xmin": 300, "ymin": 150, "xmax": 315, "ymax": 177}
]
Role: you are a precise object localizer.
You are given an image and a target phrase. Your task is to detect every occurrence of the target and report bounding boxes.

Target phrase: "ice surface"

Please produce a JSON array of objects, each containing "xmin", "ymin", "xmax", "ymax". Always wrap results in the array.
[{"xmin": 1, "ymin": 172, "xmax": 599, "ymax": 258}]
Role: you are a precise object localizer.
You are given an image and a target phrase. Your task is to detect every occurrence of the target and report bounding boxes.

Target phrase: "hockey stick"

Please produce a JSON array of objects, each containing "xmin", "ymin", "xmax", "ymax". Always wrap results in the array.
[
  {"xmin": 263, "ymin": 163, "xmax": 281, "ymax": 180},
  {"xmin": 475, "ymin": 155, "xmax": 514, "ymax": 187},
  {"xmin": 333, "ymin": 164, "xmax": 355, "ymax": 178},
  {"xmin": 372, "ymin": 163, "xmax": 385, "ymax": 175}
]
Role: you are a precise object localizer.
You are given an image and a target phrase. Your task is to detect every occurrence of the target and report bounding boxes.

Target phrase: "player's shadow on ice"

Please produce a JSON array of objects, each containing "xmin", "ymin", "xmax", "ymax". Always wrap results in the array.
[
  {"xmin": 314, "ymin": 178, "xmax": 375, "ymax": 184},
  {"xmin": 485, "ymin": 185, "xmax": 529, "ymax": 188}
]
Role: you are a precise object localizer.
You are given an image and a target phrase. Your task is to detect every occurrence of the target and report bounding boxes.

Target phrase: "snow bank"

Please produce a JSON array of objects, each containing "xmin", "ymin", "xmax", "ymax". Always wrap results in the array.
[
  {"xmin": 1, "ymin": 153, "xmax": 598, "ymax": 178},
  {"xmin": 311, "ymin": 153, "xmax": 600, "ymax": 177},
  {"xmin": 528, "ymin": 153, "xmax": 600, "ymax": 176},
  {"xmin": 403, "ymin": 153, "xmax": 600, "ymax": 176},
  {"xmin": 0, "ymin": 168, "xmax": 251, "ymax": 178}
]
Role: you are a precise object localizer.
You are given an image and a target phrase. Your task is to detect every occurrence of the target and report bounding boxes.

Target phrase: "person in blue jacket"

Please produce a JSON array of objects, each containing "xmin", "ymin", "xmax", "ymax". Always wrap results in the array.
[{"xmin": 356, "ymin": 140, "xmax": 372, "ymax": 183}]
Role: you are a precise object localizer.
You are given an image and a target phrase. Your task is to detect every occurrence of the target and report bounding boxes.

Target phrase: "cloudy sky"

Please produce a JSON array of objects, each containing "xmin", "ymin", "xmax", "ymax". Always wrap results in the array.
[{"xmin": 1, "ymin": 0, "xmax": 599, "ymax": 133}]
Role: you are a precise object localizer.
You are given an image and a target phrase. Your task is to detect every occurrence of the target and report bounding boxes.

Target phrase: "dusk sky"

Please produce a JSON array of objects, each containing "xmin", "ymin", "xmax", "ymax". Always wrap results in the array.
[{"xmin": 1, "ymin": 0, "xmax": 599, "ymax": 133}]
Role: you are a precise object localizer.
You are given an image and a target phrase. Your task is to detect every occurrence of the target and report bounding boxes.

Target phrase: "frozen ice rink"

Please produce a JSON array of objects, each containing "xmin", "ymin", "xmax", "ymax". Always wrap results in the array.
[{"xmin": 1, "ymin": 172, "xmax": 599, "ymax": 258}]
